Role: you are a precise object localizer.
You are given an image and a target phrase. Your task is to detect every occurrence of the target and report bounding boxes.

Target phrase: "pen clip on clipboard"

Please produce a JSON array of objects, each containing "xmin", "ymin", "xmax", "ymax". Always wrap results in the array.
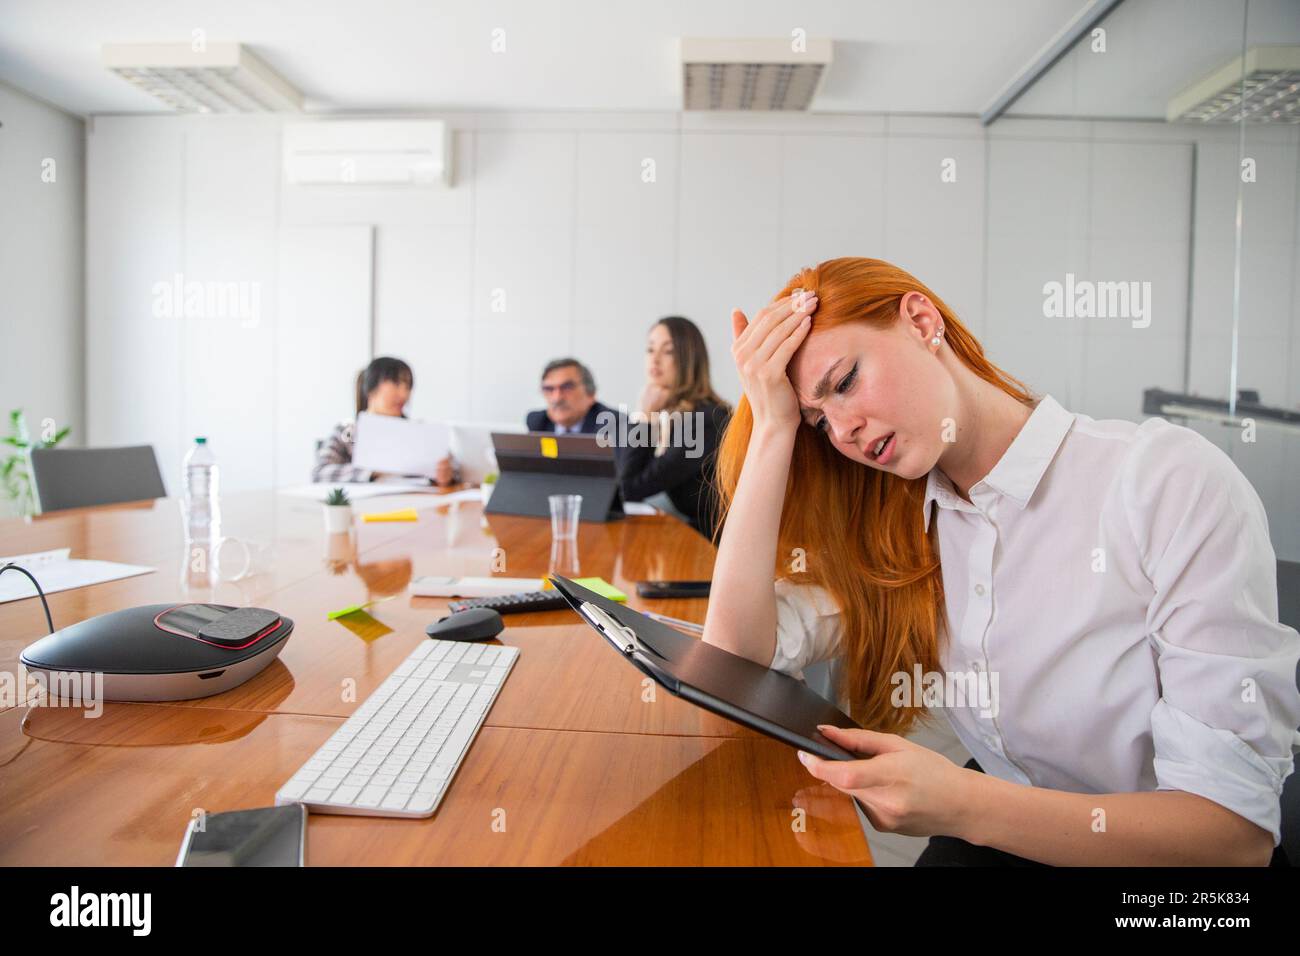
[{"xmin": 578, "ymin": 602, "xmax": 669, "ymax": 662}]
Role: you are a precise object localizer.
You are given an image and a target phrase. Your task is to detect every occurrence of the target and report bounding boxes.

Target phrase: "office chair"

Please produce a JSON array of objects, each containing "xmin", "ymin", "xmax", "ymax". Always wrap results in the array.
[
  {"xmin": 30, "ymin": 445, "xmax": 167, "ymax": 513},
  {"xmin": 1281, "ymin": 676, "xmax": 1300, "ymax": 866},
  {"xmin": 1278, "ymin": 560, "xmax": 1300, "ymax": 866}
]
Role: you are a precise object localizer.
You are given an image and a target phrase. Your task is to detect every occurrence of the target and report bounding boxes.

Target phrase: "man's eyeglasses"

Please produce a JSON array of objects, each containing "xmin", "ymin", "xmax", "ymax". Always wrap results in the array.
[{"xmin": 541, "ymin": 381, "xmax": 579, "ymax": 395}]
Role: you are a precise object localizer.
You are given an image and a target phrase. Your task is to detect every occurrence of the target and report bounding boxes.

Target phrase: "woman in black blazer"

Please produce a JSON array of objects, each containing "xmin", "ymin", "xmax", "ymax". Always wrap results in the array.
[{"xmin": 619, "ymin": 316, "xmax": 731, "ymax": 538}]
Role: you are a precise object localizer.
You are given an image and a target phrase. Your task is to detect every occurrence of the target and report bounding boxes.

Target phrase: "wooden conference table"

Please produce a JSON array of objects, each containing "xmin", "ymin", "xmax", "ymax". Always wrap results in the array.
[{"xmin": 0, "ymin": 489, "xmax": 871, "ymax": 866}]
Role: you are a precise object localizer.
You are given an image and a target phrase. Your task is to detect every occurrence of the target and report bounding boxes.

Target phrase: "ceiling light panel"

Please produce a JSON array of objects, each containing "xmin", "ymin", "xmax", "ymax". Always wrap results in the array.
[
  {"xmin": 681, "ymin": 37, "xmax": 832, "ymax": 111},
  {"xmin": 1168, "ymin": 45, "xmax": 1300, "ymax": 124},
  {"xmin": 103, "ymin": 42, "xmax": 303, "ymax": 114}
]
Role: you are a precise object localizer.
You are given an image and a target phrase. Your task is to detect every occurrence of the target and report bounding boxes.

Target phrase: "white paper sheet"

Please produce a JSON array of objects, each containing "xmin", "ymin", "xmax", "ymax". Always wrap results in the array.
[
  {"xmin": 0, "ymin": 548, "xmax": 155, "ymax": 604},
  {"xmin": 351, "ymin": 413, "xmax": 451, "ymax": 476},
  {"xmin": 278, "ymin": 482, "xmax": 443, "ymax": 502},
  {"xmin": 424, "ymin": 488, "xmax": 486, "ymax": 506}
]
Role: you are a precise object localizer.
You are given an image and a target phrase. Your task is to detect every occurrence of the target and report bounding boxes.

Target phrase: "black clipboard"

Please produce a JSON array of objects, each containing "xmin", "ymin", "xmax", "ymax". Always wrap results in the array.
[{"xmin": 549, "ymin": 575, "xmax": 860, "ymax": 761}]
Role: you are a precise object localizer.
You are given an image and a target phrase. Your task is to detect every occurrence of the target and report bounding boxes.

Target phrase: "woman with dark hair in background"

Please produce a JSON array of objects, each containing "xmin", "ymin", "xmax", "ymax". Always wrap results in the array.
[
  {"xmin": 619, "ymin": 316, "xmax": 731, "ymax": 538},
  {"xmin": 312, "ymin": 356, "xmax": 458, "ymax": 486}
]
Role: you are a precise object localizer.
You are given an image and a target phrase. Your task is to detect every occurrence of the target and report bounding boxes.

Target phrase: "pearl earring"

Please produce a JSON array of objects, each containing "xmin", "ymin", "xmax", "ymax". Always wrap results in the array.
[{"xmin": 931, "ymin": 327, "xmax": 944, "ymax": 347}]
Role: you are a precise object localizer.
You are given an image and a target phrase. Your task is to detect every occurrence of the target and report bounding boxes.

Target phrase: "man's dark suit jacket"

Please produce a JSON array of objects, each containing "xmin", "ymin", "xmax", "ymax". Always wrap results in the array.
[
  {"xmin": 525, "ymin": 401, "xmax": 617, "ymax": 435},
  {"xmin": 522, "ymin": 399, "xmax": 728, "ymax": 539}
]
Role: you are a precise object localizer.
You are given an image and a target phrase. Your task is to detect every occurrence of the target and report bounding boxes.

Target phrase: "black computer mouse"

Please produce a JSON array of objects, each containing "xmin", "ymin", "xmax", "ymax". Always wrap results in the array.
[{"xmin": 426, "ymin": 607, "xmax": 505, "ymax": 642}]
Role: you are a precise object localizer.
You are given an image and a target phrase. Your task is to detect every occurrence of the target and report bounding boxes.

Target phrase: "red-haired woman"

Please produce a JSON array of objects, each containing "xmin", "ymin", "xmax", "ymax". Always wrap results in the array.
[{"xmin": 705, "ymin": 257, "xmax": 1299, "ymax": 866}]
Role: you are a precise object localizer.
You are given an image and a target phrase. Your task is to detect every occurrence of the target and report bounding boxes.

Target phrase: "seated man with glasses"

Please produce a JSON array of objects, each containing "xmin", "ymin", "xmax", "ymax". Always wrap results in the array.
[{"xmin": 525, "ymin": 358, "xmax": 617, "ymax": 435}]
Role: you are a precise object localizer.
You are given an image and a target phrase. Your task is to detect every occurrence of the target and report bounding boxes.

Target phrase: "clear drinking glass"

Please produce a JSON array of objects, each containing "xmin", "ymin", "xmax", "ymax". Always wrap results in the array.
[
  {"xmin": 548, "ymin": 537, "xmax": 581, "ymax": 578},
  {"xmin": 548, "ymin": 494, "xmax": 582, "ymax": 540}
]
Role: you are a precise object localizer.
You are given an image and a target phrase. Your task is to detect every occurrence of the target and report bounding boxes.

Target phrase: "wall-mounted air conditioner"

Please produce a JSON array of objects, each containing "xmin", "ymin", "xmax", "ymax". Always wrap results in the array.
[{"xmin": 283, "ymin": 120, "xmax": 452, "ymax": 186}]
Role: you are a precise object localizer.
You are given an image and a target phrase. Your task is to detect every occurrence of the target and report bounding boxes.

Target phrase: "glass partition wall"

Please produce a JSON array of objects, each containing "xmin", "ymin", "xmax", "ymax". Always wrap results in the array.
[
  {"xmin": 997, "ymin": 0, "xmax": 1300, "ymax": 562},
  {"xmin": 1207, "ymin": 0, "xmax": 1300, "ymax": 563}
]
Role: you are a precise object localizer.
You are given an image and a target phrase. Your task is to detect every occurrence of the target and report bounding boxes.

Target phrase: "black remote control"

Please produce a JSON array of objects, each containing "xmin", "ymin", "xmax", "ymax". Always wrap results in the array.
[{"xmin": 447, "ymin": 591, "xmax": 572, "ymax": 614}]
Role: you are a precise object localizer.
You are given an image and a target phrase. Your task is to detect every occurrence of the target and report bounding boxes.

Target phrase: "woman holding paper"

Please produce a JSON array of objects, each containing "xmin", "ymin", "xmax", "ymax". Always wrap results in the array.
[
  {"xmin": 312, "ymin": 357, "xmax": 458, "ymax": 486},
  {"xmin": 703, "ymin": 256, "xmax": 1299, "ymax": 866}
]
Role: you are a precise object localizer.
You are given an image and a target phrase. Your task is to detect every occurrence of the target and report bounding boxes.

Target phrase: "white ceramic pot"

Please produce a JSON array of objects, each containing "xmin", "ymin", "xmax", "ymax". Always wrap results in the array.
[{"xmin": 323, "ymin": 503, "xmax": 353, "ymax": 533}]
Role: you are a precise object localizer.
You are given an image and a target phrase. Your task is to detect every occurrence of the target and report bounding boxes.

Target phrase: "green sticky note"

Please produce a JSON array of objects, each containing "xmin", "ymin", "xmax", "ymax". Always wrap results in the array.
[
  {"xmin": 572, "ymin": 577, "xmax": 627, "ymax": 602},
  {"xmin": 327, "ymin": 595, "xmax": 395, "ymax": 621}
]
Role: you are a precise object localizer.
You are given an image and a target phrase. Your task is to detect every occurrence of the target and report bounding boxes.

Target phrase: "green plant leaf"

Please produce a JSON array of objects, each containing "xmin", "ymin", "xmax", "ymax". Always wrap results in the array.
[{"xmin": 43, "ymin": 426, "xmax": 71, "ymax": 448}]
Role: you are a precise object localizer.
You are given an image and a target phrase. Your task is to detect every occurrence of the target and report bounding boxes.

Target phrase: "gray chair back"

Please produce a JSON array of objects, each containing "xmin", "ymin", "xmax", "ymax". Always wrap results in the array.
[{"xmin": 30, "ymin": 445, "xmax": 167, "ymax": 512}]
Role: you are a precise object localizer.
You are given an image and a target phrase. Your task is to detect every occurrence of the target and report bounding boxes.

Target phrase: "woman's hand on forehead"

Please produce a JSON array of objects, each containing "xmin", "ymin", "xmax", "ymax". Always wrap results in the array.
[{"xmin": 729, "ymin": 291, "xmax": 819, "ymax": 433}]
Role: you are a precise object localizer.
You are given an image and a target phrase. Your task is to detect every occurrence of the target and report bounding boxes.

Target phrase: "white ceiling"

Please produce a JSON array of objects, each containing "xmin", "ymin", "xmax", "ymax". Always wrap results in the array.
[{"xmin": 0, "ymin": 0, "xmax": 1296, "ymax": 119}]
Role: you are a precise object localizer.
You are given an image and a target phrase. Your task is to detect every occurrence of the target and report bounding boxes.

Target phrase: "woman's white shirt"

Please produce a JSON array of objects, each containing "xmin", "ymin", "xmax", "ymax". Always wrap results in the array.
[{"xmin": 771, "ymin": 394, "xmax": 1300, "ymax": 844}]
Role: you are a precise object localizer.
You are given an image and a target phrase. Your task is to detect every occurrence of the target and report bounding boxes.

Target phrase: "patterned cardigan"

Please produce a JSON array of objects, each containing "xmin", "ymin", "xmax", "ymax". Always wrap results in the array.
[{"xmin": 311, "ymin": 420, "xmax": 461, "ymax": 485}]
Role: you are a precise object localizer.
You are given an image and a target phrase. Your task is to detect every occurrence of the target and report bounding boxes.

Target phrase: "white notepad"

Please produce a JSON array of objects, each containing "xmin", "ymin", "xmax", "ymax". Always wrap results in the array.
[
  {"xmin": 279, "ymin": 482, "xmax": 437, "ymax": 502},
  {"xmin": 0, "ymin": 548, "xmax": 155, "ymax": 605},
  {"xmin": 409, "ymin": 576, "xmax": 543, "ymax": 598}
]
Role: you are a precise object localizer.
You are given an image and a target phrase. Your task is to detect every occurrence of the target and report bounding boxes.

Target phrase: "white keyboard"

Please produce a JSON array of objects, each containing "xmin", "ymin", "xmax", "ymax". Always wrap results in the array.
[{"xmin": 275, "ymin": 638, "xmax": 519, "ymax": 818}]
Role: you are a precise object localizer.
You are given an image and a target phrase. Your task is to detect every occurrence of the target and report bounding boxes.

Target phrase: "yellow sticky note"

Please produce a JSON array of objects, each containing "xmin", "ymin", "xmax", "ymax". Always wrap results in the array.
[
  {"xmin": 540, "ymin": 436, "xmax": 559, "ymax": 458},
  {"xmin": 361, "ymin": 508, "xmax": 419, "ymax": 523},
  {"xmin": 333, "ymin": 610, "xmax": 393, "ymax": 643}
]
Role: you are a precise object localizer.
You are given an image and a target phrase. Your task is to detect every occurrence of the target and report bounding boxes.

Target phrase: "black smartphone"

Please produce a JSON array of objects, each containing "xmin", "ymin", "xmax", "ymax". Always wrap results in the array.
[
  {"xmin": 176, "ymin": 804, "xmax": 306, "ymax": 867},
  {"xmin": 636, "ymin": 580, "xmax": 711, "ymax": 599}
]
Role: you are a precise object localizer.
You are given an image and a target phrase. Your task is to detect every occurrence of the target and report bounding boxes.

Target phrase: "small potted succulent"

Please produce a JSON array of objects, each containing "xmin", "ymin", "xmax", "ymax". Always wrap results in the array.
[
  {"xmin": 480, "ymin": 471, "xmax": 498, "ymax": 506},
  {"xmin": 323, "ymin": 487, "xmax": 353, "ymax": 533}
]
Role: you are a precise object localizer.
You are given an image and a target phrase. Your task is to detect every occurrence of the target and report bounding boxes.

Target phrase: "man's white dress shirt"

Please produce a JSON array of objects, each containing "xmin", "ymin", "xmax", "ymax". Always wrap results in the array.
[{"xmin": 770, "ymin": 394, "xmax": 1300, "ymax": 844}]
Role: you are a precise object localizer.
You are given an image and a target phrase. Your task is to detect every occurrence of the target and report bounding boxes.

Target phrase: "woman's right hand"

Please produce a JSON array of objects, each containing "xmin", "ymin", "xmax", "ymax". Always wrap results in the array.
[
  {"xmin": 637, "ymin": 382, "xmax": 671, "ymax": 416},
  {"xmin": 730, "ymin": 291, "xmax": 818, "ymax": 433}
]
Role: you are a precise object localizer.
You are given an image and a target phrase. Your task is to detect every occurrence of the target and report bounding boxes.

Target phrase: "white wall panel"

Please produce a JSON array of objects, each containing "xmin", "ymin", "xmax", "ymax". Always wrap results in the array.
[
  {"xmin": 85, "ymin": 116, "xmax": 185, "ymax": 493},
  {"xmin": 373, "ymin": 224, "xmax": 475, "ymax": 423},
  {"xmin": 80, "ymin": 111, "xmax": 1298, "ymax": 556},
  {"xmin": 178, "ymin": 116, "xmax": 280, "ymax": 494},
  {"xmin": 0, "ymin": 82, "xmax": 83, "ymax": 508},
  {"xmin": 274, "ymin": 226, "xmax": 373, "ymax": 486}
]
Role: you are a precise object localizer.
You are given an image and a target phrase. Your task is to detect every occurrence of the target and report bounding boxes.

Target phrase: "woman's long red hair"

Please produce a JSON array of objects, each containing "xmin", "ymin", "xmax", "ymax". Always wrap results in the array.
[{"xmin": 713, "ymin": 258, "xmax": 1036, "ymax": 734}]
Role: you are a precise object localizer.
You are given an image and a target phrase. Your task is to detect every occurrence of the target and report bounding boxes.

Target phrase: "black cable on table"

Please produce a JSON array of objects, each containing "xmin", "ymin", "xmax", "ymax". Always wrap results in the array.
[{"xmin": 1, "ymin": 563, "xmax": 54, "ymax": 633}]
